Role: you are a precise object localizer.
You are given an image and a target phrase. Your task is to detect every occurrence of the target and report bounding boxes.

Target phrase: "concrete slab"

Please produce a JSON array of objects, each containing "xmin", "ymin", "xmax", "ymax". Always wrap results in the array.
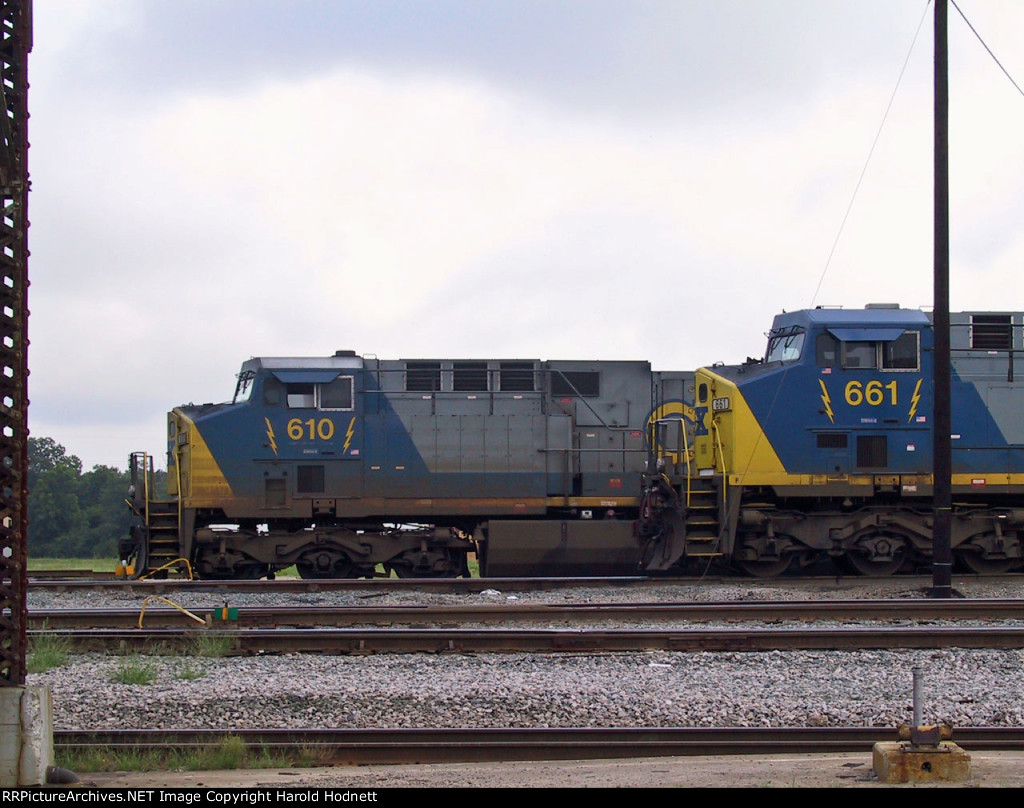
[
  {"xmin": 873, "ymin": 741, "xmax": 971, "ymax": 784},
  {"xmin": 0, "ymin": 686, "xmax": 54, "ymax": 786}
]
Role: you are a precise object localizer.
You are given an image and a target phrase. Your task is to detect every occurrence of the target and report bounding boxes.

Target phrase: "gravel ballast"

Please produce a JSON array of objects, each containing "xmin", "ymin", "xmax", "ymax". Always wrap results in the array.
[{"xmin": 27, "ymin": 576, "xmax": 1024, "ymax": 731}]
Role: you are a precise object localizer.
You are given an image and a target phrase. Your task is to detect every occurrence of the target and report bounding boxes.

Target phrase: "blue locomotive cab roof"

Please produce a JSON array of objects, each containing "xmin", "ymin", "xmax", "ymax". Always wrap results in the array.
[
  {"xmin": 770, "ymin": 305, "xmax": 930, "ymax": 333},
  {"xmin": 270, "ymin": 370, "xmax": 344, "ymax": 383},
  {"xmin": 231, "ymin": 354, "xmax": 365, "ymax": 405},
  {"xmin": 733, "ymin": 306, "xmax": 932, "ymax": 376},
  {"xmin": 765, "ymin": 307, "xmax": 929, "ymax": 358},
  {"xmin": 826, "ymin": 327, "xmax": 908, "ymax": 342}
]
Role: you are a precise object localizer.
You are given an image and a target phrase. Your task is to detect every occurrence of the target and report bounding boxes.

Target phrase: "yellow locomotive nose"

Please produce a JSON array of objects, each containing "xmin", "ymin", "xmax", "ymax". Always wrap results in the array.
[{"xmin": 166, "ymin": 407, "xmax": 232, "ymax": 504}]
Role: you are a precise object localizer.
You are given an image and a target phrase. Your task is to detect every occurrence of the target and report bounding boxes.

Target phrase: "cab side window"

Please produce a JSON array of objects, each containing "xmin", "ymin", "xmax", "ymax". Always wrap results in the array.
[
  {"xmin": 816, "ymin": 334, "xmax": 837, "ymax": 368},
  {"xmin": 839, "ymin": 331, "xmax": 919, "ymax": 372},
  {"xmin": 283, "ymin": 377, "xmax": 355, "ymax": 410},
  {"xmin": 882, "ymin": 332, "xmax": 919, "ymax": 371},
  {"xmin": 841, "ymin": 342, "xmax": 876, "ymax": 370}
]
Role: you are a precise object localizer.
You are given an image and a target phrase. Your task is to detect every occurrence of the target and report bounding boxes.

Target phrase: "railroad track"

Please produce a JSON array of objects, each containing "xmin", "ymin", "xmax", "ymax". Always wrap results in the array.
[
  {"xmin": 28, "ymin": 575, "xmax": 657, "ymax": 592},
  {"xmin": 30, "ymin": 624, "xmax": 1024, "ymax": 654},
  {"xmin": 29, "ymin": 569, "xmax": 117, "ymax": 581},
  {"xmin": 52, "ymin": 726, "xmax": 1024, "ymax": 764},
  {"xmin": 27, "ymin": 598, "xmax": 1024, "ymax": 628},
  {"xmin": 29, "ymin": 572, "xmax": 1013, "ymax": 594}
]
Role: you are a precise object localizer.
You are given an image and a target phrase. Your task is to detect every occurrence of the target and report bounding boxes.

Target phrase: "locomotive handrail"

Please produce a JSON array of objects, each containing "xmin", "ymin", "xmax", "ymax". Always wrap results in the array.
[
  {"xmin": 135, "ymin": 451, "xmax": 151, "ymax": 527},
  {"xmin": 681, "ymin": 415, "xmax": 693, "ymax": 509},
  {"xmin": 711, "ymin": 416, "xmax": 728, "ymax": 501},
  {"xmin": 538, "ymin": 448, "xmax": 647, "ymax": 452},
  {"xmin": 175, "ymin": 442, "xmax": 184, "ymax": 552}
]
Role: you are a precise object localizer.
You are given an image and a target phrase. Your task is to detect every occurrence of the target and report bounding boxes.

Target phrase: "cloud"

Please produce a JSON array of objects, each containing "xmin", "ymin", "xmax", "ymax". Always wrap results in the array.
[{"xmin": 25, "ymin": 0, "xmax": 1024, "ymax": 470}]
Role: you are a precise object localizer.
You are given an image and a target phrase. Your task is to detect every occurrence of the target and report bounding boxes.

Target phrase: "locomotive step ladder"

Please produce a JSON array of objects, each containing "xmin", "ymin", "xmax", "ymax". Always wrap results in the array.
[
  {"xmin": 683, "ymin": 477, "xmax": 723, "ymax": 557},
  {"xmin": 128, "ymin": 451, "xmax": 184, "ymax": 576},
  {"xmin": 143, "ymin": 499, "xmax": 182, "ymax": 572}
]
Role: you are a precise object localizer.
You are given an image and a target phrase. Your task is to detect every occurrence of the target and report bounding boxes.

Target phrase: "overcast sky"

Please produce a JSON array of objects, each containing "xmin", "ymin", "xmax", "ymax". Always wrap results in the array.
[{"xmin": 26, "ymin": 0, "xmax": 1024, "ymax": 470}]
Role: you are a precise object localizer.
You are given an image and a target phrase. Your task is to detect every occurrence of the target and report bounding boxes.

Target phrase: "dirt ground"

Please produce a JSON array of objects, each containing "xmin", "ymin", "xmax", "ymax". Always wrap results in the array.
[{"xmin": 66, "ymin": 751, "xmax": 1024, "ymax": 789}]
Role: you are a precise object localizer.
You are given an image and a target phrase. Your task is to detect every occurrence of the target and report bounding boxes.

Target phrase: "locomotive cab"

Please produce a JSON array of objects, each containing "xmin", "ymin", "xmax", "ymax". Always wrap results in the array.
[
  {"xmin": 640, "ymin": 304, "xmax": 1024, "ymax": 577},
  {"xmin": 692, "ymin": 305, "xmax": 933, "ymax": 492}
]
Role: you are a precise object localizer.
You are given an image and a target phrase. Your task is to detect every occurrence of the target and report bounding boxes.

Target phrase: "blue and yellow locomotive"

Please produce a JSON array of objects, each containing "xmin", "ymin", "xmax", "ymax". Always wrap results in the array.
[
  {"xmin": 124, "ymin": 355, "xmax": 693, "ymax": 578},
  {"xmin": 640, "ymin": 304, "xmax": 1024, "ymax": 576},
  {"xmin": 125, "ymin": 304, "xmax": 1024, "ymax": 578}
]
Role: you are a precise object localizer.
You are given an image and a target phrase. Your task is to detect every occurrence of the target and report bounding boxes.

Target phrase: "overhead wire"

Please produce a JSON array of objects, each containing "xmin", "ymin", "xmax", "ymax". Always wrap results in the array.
[
  {"xmin": 951, "ymin": 0, "xmax": 1024, "ymax": 100},
  {"xmin": 809, "ymin": 0, "xmax": 932, "ymax": 309}
]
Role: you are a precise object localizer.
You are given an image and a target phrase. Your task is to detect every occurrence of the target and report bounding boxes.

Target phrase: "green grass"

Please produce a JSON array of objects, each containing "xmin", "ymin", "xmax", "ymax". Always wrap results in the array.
[
  {"xmin": 186, "ymin": 633, "xmax": 238, "ymax": 658},
  {"xmin": 27, "ymin": 631, "xmax": 71, "ymax": 673},
  {"xmin": 57, "ymin": 735, "xmax": 301, "ymax": 773},
  {"xmin": 109, "ymin": 656, "xmax": 158, "ymax": 685},
  {"xmin": 28, "ymin": 557, "xmax": 119, "ymax": 572}
]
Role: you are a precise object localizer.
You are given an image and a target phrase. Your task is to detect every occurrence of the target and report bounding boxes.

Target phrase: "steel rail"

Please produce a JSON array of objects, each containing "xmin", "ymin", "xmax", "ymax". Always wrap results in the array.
[
  {"xmin": 30, "ymin": 572, "xmax": 1013, "ymax": 594},
  {"xmin": 26, "ymin": 598, "xmax": 1024, "ymax": 629},
  {"xmin": 31, "ymin": 625, "xmax": 1024, "ymax": 654},
  {"xmin": 51, "ymin": 726, "xmax": 1024, "ymax": 764},
  {"xmin": 28, "ymin": 575, "xmax": 657, "ymax": 594},
  {"xmin": 28, "ymin": 570, "xmax": 117, "ymax": 580}
]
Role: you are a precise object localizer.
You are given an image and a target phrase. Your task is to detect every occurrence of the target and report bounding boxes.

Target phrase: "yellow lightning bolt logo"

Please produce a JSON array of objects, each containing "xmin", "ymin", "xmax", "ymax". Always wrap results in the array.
[
  {"xmin": 343, "ymin": 416, "xmax": 356, "ymax": 454},
  {"xmin": 819, "ymin": 379, "xmax": 835, "ymax": 423},
  {"xmin": 264, "ymin": 417, "xmax": 278, "ymax": 455},
  {"xmin": 908, "ymin": 378, "xmax": 923, "ymax": 423}
]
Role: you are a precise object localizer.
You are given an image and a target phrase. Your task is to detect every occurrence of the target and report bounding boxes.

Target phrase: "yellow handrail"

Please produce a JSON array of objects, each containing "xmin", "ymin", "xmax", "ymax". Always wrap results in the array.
[
  {"xmin": 137, "ymin": 595, "xmax": 208, "ymax": 629},
  {"xmin": 176, "ymin": 442, "xmax": 184, "ymax": 550},
  {"xmin": 711, "ymin": 416, "xmax": 728, "ymax": 501},
  {"xmin": 681, "ymin": 416, "xmax": 692, "ymax": 508},
  {"xmin": 138, "ymin": 557, "xmax": 194, "ymax": 581}
]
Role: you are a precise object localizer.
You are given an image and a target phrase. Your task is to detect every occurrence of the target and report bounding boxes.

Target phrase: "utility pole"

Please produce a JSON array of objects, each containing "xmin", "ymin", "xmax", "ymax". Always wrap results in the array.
[{"xmin": 932, "ymin": 0, "xmax": 953, "ymax": 598}]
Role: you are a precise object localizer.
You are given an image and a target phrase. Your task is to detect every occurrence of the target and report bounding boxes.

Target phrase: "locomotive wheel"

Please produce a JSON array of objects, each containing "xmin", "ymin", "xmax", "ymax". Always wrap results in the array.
[
  {"xmin": 733, "ymin": 536, "xmax": 798, "ymax": 578},
  {"xmin": 957, "ymin": 552, "xmax": 1019, "ymax": 575},
  {"xmin": 193, "ymin": 549, "xmax": 269, "ymax": 580},
  {"xmin": 842, "ymin": 534, "xmax": 908, "ymax": 576},
  {"xmin": 842, "ymin": 553, "xmax": 904, "ymax": 576},
  {"xmin": 386, "ymin": 549, "xmax": 465, "ymax": 578},
  {"xmin": 296, "ymin": 550, "xmax": 355, "ymax": 579},
  {"xmin": 736, "ymin": 556, "xmax": 793, "ymax": 578},
  {"xmin": 201, "ymin": 563, "xmax": 266, "ymax": 581}
]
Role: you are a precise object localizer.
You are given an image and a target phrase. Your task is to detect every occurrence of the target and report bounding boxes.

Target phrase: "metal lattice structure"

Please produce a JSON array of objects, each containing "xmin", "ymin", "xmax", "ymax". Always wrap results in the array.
[{"xmin": 0, "ymin": 0, "xmax": 31, "ymax": 687}]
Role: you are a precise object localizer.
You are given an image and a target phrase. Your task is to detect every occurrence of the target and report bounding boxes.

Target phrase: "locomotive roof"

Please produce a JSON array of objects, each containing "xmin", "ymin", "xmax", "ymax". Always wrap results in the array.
[
  {"xmin": 242, "ymin": 355, "xmax": 364, "ymax": 371},
  {"xmin": 770, "ymin": 306, "xmax": 931, "ymax": 332}
]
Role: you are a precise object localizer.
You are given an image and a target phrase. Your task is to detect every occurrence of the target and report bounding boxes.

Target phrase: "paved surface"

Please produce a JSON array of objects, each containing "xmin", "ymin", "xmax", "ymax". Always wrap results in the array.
[{"xmin": 64, "ymin": 751, "xmax": 1024, "ymax": 789}]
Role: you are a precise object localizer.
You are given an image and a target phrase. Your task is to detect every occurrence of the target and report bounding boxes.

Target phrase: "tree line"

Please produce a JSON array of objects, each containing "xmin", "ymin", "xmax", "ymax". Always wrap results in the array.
[{"xmin": 27, "ymin": 436, "xmax": 154, "ymax": 559}]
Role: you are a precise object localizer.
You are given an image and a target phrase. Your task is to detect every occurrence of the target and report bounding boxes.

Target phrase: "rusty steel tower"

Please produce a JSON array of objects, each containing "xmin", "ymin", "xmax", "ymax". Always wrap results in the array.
[{"xmin": 0, "ymin": 0, "xmax": 31, "ymax": 688}]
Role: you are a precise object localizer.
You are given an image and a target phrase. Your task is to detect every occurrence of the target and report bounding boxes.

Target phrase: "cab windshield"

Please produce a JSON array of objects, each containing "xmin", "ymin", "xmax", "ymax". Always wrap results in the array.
[
  {"xmin": 233, "ymin": 369, "xmax": 256, "ymax": 403},
  {"xmin": 765, "ymin": 327, "xmax": 805, "ymax": 363}
]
